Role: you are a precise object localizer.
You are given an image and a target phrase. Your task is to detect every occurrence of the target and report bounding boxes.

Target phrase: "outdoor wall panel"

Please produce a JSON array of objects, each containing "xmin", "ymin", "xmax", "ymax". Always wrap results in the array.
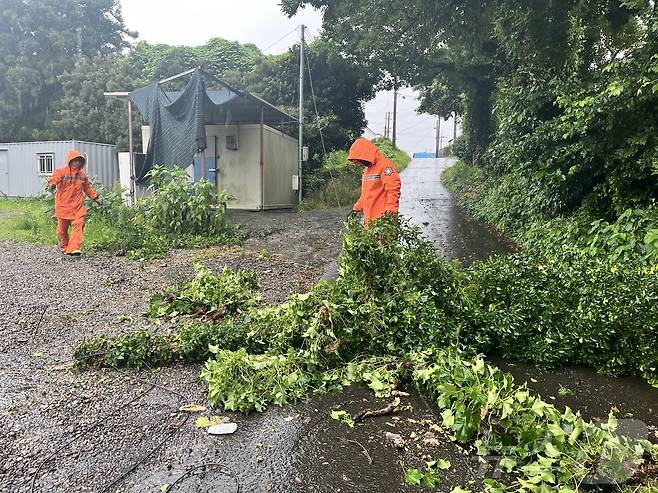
[
  {"xmin": 206, "ymin": 125, "xmax": 262, "ymax": 210},
  {"xmin": 0, "ymin": 149, "xmax": 8, "ymax": 196},
  {"xmin": 74, "ymin": 141, "xmax": 120, "ymax": 191},
  {"xmin": 263, "ymin": 127, "xmax": 298, "ymax": 209},
  {"xmin": 0, "ymin": 141, "xmax": 119, "ymax": 197}
]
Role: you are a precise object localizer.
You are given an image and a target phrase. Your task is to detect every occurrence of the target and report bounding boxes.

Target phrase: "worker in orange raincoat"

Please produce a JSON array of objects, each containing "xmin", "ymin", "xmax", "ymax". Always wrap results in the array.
[
  {"xmin": 46, "ymin": 150, "xmax": 102, "ymax": 255},
  {"xmin": 348, "ymin": 138, "xmax": 401, "ymax": 224}
]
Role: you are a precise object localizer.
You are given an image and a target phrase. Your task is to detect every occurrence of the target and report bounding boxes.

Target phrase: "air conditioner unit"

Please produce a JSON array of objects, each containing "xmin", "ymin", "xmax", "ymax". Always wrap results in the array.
[{"xmin": 292, "ymin": 175, "xmax": 299, "ymax": 191}]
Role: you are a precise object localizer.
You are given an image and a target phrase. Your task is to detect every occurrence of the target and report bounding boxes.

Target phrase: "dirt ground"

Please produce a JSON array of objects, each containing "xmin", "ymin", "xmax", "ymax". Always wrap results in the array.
[
  {"xmin": 0, "ymin": 216, "xmax": 475, "ymax": 493},
  {"xmin": 1, "ymin": 160, "xmax": 656, "ymax": 492}
]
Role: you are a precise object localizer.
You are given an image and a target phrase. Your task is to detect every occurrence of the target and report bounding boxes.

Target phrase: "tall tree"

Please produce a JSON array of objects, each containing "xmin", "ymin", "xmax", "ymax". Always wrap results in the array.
[
  {"xmin": 281, "ymin": 0, "xmax": 501, "ymax": 163},
  {"xmin": 0, "ymin": 0, "xmax": 133, "ymax": 141},
  {"xmin": 281, "ymin": 0, "xmax": 658, "ymax": 212},
  {"xmin": 233, "ymin": 37, "xmax": 376, "ymax": 167}
]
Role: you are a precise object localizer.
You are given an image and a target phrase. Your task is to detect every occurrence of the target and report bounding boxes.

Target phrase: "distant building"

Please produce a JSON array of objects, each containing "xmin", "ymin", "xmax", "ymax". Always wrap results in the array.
[
  {"xmin": 0, "ymin": 140, "xmax": 119, "ymax": 197},
  {"xmin": 413, "ymin": 152, "xmax": 436, "ymax": 159}
]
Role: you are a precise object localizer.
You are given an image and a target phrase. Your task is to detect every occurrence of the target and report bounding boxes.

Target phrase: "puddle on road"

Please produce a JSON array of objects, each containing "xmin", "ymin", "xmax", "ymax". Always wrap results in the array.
[{"xmin": 399, "ymin": 158, "xmax": 512, "ymax": 265}]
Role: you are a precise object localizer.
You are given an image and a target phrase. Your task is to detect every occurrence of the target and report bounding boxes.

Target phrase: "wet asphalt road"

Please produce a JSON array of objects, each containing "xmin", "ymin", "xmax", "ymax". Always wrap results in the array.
[{"xmin": 399, "ymin": 157, "xmax": 511, "ymax": 263}]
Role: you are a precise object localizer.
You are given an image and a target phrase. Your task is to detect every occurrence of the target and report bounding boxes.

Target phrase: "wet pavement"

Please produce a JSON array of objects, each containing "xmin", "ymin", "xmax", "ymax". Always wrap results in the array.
[{"xmin": 399, "ymin": 158, "xmax": 512, "ymax": 264}]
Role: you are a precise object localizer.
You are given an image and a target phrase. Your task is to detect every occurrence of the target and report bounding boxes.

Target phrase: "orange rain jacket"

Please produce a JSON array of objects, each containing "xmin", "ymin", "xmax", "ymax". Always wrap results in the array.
[
  {"xmin": 47, "ymin": 150, "xmax": 98, "ymax": 220},
  {"xmin": 349, "ymin": 138, "xmax": 401, "ymax": 223}
]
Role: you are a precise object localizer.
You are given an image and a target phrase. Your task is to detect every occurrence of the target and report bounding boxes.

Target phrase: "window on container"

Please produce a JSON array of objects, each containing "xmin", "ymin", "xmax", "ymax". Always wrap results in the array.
[
  {"xmin": 38, "ymin": 153, "xmax": 55, "ymax": 175},
  {"xmin": 226, "ymin": 135, "xmax": 239, "ymax": 151}
]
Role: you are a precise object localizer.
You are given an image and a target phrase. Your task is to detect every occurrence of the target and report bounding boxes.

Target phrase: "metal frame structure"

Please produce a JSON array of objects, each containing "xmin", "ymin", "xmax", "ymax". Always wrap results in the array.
[{"xmin": 105, "ymin": 67, "xmax": 298, "ymax": 206}]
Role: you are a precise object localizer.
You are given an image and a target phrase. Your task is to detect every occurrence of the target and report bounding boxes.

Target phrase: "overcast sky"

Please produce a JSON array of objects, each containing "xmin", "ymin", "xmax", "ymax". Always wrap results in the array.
[{"xmin": 120, "ymin": 0, "xmax": 451, "ymax": 156}]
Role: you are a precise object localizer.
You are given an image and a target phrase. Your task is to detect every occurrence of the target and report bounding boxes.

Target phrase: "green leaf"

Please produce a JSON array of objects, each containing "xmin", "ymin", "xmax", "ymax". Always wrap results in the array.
[
  {"xmin": 544, "ymin": 442, "xmax": 561, "ymax": 458},
  {"xmin": 499, "ymin": 457, "xmax": 516, "ymax": 472},
  {"xmin": 405, "ymin": 468, "xmax": 424, "ymax": 485},
  {"xmin": 330, "ymin": 410, "xmax": 354, "ymax": 428},
  {"xmin": 531, "ymin": 399, "xmax": 547, "ymax": 416}
]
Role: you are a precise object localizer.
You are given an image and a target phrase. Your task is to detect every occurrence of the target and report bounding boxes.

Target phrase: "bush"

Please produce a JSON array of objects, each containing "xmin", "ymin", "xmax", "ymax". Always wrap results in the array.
[
  {"xmin": 300, "ymin": 151, "xmax": 362, "ymax": 210},
  {"xmin": 463, "ymin": 253, "xmax": 658, "ymax": 377},
  {"xmin": 371, "ymin": 137, "xmax": 412, "ymax": 172},
  {"xmin": 146, "ymin": 166, "xmax": 231, "ymax": 236},
  {"xmin": 86, "ymin": 165, "xmax": 238, "ymax": 258},
  {"xmin": 444, "ymin": 160, "xmax": 658, "ymax": 379}
]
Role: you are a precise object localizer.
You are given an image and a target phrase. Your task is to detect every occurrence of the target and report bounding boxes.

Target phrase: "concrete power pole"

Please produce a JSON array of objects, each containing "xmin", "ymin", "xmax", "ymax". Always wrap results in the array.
[
  {"xmin": 298, "ymin": 25, "xmax": 305, "ymax": 203},
  {"xmin": 392, "ymin": 85, "xmax": 398, "ymax": 147}
]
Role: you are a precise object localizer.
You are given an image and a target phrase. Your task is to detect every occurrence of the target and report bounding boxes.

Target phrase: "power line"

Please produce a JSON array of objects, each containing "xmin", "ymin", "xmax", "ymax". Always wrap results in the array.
[
  {"xmin": 397, "ymin": 116, "xmax": 435, "ymax": 134},
  {"xmin": 303, "ymin": 26, "xmax": 344, "ymax": 216},
  {"xmin": 261, "ymin": 26, "xmax": 300, "ymax": 53}
]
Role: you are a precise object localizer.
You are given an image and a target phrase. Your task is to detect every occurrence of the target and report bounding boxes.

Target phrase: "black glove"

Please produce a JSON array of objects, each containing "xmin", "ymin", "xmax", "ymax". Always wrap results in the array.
[{"xmin": 347, "ymin": 210, "xmax": 360, "ymax": 220}]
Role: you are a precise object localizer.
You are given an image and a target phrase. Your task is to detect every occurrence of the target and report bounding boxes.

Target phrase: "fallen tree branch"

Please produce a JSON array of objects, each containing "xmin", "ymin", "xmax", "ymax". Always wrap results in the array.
[
  {"xmin": 339, "ymin": 438, "xmax": 373, "ymax": 465},
  {"xmin": 353, "ymin": 397, "xmax": 401, "ymax": 423}
]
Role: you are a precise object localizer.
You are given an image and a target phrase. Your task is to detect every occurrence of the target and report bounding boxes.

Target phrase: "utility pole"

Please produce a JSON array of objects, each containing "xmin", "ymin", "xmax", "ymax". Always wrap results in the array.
[
  {"xmin": 298, "ymin": 25, "xmax": 305, "ymax": 203},
  {"xmin": 127, "ymin": 99, "xmax": 134, "ymax": 204},
  {"xmin": 392, "ymin": 84, "xmax": 398, "ymax": 147},
  {"xmin": 435, "ymin": 118, "xmax": 440, "ymax": 158},
  {"xmin": 453, "ymin": 112, "xmax": 458, "ymax": 142},
  {"xmin": 384, "ymin": 112, "xmax": 392, "ymax": 138}
]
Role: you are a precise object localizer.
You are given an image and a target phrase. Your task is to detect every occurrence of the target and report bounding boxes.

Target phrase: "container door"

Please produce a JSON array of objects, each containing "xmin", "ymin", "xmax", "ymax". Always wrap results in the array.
[
  {"xmin": 193, "ymin": 136, "xmax": 217, "ymax": 185},
  {"xmin": 0, "ymin": 149, "xmax": 8, "ymax": 195},
  {"xmin": 193, "ymin": 157, "xmax": 217, "ymax": 184}
]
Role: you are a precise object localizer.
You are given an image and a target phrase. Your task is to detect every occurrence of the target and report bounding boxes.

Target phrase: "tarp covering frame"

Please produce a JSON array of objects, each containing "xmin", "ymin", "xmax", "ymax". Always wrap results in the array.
[{"xmin": 128, "ymin": 67, "xmax": 296, "ymax": 182}]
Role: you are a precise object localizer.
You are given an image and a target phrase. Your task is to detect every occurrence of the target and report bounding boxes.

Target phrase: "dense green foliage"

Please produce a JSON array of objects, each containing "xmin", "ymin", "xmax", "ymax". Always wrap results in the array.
[
  {"xmin": 412, "ymin": 349, "xmax": 657, "ymax": 491},
  {"xmin": 0, "ymin": 0, "xmax": 133, "ymax": 142},
  {"xmin": 87, "ymin": 166, "xmax": 237, "ymax": 258},
  {"xmin": 283, "ymin": 0, "xmax": 658, "ymax": 217},
  {"xmin": 301, "ymin": 137, "xmax": 411, "ymax": 209},
  {"xmin": 444, "ymin": 162, "xmax": 658, "ymax": 262},
  {"xmin": 444, "ymin": 161, "xmax": 658, "ymax": 379},
  {"xmin": 147, "ymin": 264, "xmax": 259, "ymax": 319}
]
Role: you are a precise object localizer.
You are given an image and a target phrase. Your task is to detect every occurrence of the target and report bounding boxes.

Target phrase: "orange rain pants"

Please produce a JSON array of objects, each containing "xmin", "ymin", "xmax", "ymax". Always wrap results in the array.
[{"xmin": 57, "ymin": 217, "xmax": 85, "ymax": 252}]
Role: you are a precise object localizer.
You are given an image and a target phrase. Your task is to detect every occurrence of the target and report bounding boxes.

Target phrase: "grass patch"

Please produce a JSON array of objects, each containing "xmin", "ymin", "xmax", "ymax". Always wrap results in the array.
[
  {"xmin": 0, "ymin": 166, "xmax": 242, "ymax": 258},
  {"xmin": 0, "ymin": 198, "xmax": 58, "ymax": 244}
]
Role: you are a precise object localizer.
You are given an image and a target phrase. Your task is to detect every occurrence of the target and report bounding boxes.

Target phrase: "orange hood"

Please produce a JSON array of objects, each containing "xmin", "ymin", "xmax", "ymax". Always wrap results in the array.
[
  {"xmin": 348, "ymin": 138, "xmax": 380, "ymax": 165},
  {"xmin": 66, "ymin": 150, "xmax": 86, "ymax": 169}
]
